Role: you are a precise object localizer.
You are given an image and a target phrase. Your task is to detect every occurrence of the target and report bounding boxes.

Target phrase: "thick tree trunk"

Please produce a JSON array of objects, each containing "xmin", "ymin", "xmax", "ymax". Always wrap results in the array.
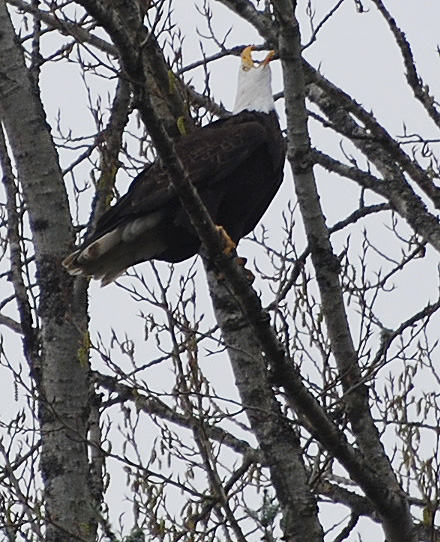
[
  {"xmin": 206, "ymin": 270, "xmax": 324, "ymax": 542},
  {"xmin": 0, "ymin": 3, "xmax": 94, "ymax": 540},
  {"xmin": 272, "ymin": 1, "xmax": 416, "ymax": 541}
]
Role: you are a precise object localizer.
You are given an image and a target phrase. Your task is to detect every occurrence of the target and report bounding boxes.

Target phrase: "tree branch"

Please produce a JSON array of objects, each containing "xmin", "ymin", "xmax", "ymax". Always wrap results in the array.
[
  {"xmin": 0, "ymin": 4, "xmax": 93, "ymax": 540},
  {"xmin": 271, "ymin": 1, "xmax": 416, "ymax": 541},
  {"xmin": 313, "ymin": 148, "xmax": 440, "ymax": 255},
  {"xmin": 304, "ymin": 63, "xmax": 440, "ymax": 210},
  {"xmin": 371, "ymin": 0, "xmax": 440, "ymax": 129}
]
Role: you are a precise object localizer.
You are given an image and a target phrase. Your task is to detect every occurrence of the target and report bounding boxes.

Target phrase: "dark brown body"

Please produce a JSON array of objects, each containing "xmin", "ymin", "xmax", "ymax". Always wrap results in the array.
[{"xmin": 63, "ymin": 110, "xmax": 285, "ymax": 283}]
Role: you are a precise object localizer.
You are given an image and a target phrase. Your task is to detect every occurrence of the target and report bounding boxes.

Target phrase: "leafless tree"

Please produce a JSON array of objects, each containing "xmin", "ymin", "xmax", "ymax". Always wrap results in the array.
[{"xmin": 0, "ymin": 1, "xmax": 439, "ymax": 541}]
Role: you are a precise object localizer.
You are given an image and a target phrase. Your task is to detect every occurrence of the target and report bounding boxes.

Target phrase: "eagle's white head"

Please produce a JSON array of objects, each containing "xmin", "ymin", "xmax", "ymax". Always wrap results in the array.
[{"xmin": 233, "ymin": 46, "xmax": 276, "ymax": 115}]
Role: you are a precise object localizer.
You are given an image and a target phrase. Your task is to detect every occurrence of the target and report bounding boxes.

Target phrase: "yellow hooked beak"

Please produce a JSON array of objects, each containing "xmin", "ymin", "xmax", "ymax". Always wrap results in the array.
[
  {"xmin": 241, "ymin": 45, "xmax": 255, "ymax": 71},
  {"xmin": 262, "ymin": 50, "xmax": 275, "ymax": 66},
  {"xmin": 241, "ymin": 46, "xmax": 276, "ymax": 70}
]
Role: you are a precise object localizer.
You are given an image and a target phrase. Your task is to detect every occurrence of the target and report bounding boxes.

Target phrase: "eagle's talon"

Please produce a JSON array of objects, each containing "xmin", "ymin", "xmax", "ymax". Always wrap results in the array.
[{"xmin": 216, "ymin": 225, "xmax": 236, "ymax": 256}]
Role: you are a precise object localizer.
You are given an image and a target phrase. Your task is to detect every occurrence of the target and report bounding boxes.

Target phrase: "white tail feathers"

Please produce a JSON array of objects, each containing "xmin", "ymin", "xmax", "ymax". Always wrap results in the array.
[
  {"xmin": 80, "ymin": 230, "xmax": 122, "ymax": 261},
  {"xmin": 62, "ymin": 214, "xmax": 167, "ymax": 285}
]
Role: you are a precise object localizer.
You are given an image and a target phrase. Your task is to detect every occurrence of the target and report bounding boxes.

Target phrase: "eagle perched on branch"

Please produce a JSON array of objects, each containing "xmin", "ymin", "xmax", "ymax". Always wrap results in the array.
[{"xmin": 63, "ymin": 46, "xmax": 285, "ymax": 285}]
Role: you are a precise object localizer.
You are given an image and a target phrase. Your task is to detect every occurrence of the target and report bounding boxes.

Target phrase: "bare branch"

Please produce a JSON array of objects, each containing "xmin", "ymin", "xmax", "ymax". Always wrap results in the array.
[{"xmin": 371, "ymin": 0, "xmax": 440, "ymax": 129}]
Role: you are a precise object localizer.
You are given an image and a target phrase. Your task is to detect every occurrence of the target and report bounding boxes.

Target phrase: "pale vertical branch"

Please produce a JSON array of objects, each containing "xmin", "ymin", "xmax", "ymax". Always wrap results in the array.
[
  {"xmin": 206, "ymin": 269, "xmax": 324, "ymax": 542},
  {"xmin": 0, "ymin": 3, "xmax": 93, "ymax": 541},
  {"xmin": 271, "ymin": 1, "xmax": 415, "ymax": 541}
]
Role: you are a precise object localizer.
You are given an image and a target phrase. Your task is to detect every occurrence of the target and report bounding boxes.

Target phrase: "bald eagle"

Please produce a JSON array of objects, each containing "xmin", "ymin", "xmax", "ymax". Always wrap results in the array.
[{"xmin": 63, "ymin": 47, "xmax": 285, "ymax": 285}]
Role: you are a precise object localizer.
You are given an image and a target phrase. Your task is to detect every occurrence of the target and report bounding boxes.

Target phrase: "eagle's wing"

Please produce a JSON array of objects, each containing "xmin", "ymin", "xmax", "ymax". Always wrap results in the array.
[
  {"xmin": 93, "ymin": 118, "xmax": 268, "ymax": 235},
  {"xmin": 63, "ymin": 118, "xmax": 269, "ymax": 283}
]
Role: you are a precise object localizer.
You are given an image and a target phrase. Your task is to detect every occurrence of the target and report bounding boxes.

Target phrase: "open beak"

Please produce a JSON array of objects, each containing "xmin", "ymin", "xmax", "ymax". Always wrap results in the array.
[
  {"xmin": 262, "ymin": 50, "xmax": 276, "ymax": 66},
  {"xmin": 241, "ymin": 45, "xmax": 256, "ymax": 70},
  {"xmin": 241, "ymin": 46, "xmax": 276, "ymax": 69}
]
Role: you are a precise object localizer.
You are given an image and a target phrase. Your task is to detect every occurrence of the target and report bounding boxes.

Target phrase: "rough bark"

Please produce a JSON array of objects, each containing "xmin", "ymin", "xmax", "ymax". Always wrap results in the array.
[
  {"xmin": 271, "ymin": 1, "xmax": 416, "ymax": 541},
  {"xmin": 0, "ymin": 2, "xmax": 93, "ymax": 540},
  {"xmin": 305, "ymin": 81, "xmax": 440, "ymax": 253},
  {"xmin": 71, "ymin": 3, "xmax": 324, "ymax": 539},
  {"xmin": 206, "ymin": 270, "xmax": 324, "ymax": 542}
]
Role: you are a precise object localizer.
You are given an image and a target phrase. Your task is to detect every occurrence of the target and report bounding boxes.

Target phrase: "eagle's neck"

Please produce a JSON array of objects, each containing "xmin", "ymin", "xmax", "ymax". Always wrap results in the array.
[{"xmin": 233, "ymin": 65, "xmax": 275, "ymax": 115}]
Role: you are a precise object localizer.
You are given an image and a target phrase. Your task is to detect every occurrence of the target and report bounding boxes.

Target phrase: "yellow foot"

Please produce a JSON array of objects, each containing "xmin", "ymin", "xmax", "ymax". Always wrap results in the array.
[{"xmin": 216, "ymin": 225, "xmax": 236, "ymax": 255}]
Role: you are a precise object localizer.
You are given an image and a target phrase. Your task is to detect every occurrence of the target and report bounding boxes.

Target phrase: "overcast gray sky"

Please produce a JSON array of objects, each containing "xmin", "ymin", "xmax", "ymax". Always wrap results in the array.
[{"xmin": 1, "ymin": 1, "xmax": 440, "ymax": 540}]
